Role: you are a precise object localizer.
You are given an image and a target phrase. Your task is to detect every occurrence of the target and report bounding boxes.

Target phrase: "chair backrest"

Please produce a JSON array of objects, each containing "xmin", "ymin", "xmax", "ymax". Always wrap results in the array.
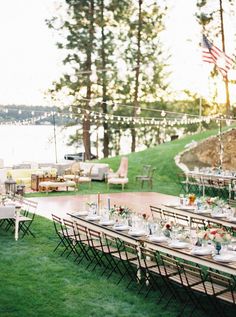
[
  {"xmin": 207, "ymin": 270, "xmax": 235, "ymax": 304},
  {"xmin": 150, "ymin": 205, "xmax": 163, "ymax": 221},
  {"xmin": 228, "ymin": 199, "xmax": 236, "ymax": 208},
  {"xmin": 148, "ymin": 168, "xmax": 156, "ymax": 179},
  {"xmin": 117, "ymin": 157, "xmax": 128, "ymax": 178},
  {"xmin": 141, "ymin": 165, "xmax": 152, "ymax": 176},
  {"xmin": 162, "ymin": 209, "xmax": 176, "ymax": 223},
  {"xmin": 180, "ymin": 262, "xmax": 206, "ymax": 289},
  {"xmin": 0, "ymin": 206, "xmax": 15, "ymax": 219},
  {"xmin": 159, "ymin": 254, "xmax": 180, "ymax": 277},
  {"xmin": 71, "ymin": 162, "xmax": 81, "ymax": 174},
  {"xmin": 191, "ymin": 217, "xmax": 206, "ymax": 229},
  {"xmin": 51, "ymin": 213, "xmax": 65, "ymax": 236},
  {"xmin": 63, "ymin": 218, "xmax": 76, "ymax": 237},
  {"xmin": 87, "ymin": 165, "xmax": 94, "ymax": 177},
  {"xmin": 175, "ymin": 212, "xmax": 189, "ymax": 227},
  {"xmin": 139, "ymin": 246, "xmax": 158, "ymax": 270}
]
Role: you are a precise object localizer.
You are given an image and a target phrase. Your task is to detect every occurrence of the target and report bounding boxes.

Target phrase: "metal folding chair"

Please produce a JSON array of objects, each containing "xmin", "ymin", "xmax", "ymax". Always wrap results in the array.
[
  {"xmin": 115, "ymin": 238, "xmax": 140, "ymax": 288},
  {"xmin": 207, "ymin": 270, "xmax": 236, "ymax": 317},
  {"xmin": 51, "ymin": 214, "xmax": 71, "ymax": 256},
  {"xmin": 150, "ymin": 205, "xmax": 163, "ymax": 221},
  {"xmin": 18, "ymin": 199, "xmax": 37, "ymax": 238}
]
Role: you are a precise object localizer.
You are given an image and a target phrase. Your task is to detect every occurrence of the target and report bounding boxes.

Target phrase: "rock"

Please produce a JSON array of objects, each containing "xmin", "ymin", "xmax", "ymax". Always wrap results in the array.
[{"xmin": 179, "ymin": 128, "xmax": 236, "ymax": 171}]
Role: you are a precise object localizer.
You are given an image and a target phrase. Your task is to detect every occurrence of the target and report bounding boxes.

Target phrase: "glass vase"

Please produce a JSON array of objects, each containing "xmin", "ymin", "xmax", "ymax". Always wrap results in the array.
[{"xmin": 215, "ymin": 242, "xmax": 222, "ymax": 255}]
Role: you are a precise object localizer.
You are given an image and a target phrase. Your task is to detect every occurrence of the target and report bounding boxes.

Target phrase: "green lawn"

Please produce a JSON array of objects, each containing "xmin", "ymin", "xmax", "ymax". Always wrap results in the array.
[
  {"xmin": 26, "ymin": 128, "xmax": 220, "ymax": 199},
  {"xmin": 1, "ymin": 128, "xmax": 231, "ymax": 317},
  {"xmin": 0, "ymin": 216, "xmax": 200, "ymax": 317}
]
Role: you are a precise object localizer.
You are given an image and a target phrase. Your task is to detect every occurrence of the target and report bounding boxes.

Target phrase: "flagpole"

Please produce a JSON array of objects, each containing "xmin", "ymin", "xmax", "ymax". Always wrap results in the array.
[
  {"xmin": 219, "ymin": 0, "xmax": 230, "ymax": 117},
  {"xmin": 199, "ymin": 96, "xmax": 202, "ymax": 132}
]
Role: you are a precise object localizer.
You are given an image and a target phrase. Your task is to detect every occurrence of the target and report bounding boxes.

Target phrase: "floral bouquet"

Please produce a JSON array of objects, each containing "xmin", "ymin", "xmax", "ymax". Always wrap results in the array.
[
  {"xmin": 161, "ymin": 221, "xmax": 174, "ymax": 238},
  {"xmin": 109, "ymin": 205, "xmax": 133, "ymax": 219},
  {"xmin": 201, "ymin": 196, "xmax": 225, "ymax": 209},
  {"xmin": 197, "ymin": 226, "xmax": 231, "ymax": 244},
  {"xmin": 188, "ymin": 193, "xmax": 196, "ymax": 205},
  {"xmin": 207, "ymin": 227, "xmax": 231, "ymax": 244}
]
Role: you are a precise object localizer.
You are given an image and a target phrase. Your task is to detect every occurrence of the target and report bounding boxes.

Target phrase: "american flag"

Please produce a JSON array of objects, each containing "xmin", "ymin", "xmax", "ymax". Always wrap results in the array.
[{"xmin": 202, "ymin": 34, "xmax": 234, "ymax": 77}]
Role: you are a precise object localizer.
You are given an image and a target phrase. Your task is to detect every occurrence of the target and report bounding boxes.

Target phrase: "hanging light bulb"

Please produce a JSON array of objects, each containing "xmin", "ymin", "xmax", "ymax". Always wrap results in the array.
[{"xmin": 70, "ymin": 75, "xmax": 78, "ymax": 83}]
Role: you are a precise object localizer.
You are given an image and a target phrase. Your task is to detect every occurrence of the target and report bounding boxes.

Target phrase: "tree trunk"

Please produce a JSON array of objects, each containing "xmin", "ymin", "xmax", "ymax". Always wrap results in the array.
[
  {"xmin": 83, "ymin": 0, "xmax": 95, "ymax": 160},
  {"xmin": 101, "ymin": 0, "xmax": 109, "ymax": 158},
  {"xmin": 131, "ymin": 0, "xmax": 142, "ymax": 152}
]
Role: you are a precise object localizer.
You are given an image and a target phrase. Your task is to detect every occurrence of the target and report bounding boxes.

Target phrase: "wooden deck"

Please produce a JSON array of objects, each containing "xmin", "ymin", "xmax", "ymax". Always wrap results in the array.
[{"xmin": 31, "ymin": 192, "xmax": 179, "ymax": 219}]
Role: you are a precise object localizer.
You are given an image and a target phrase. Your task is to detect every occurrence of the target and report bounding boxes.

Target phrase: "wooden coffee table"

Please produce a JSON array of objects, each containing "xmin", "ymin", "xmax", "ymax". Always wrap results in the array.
[{"xmin": 38, "ymin": 180, "xmax": 77, "ymax": 193}]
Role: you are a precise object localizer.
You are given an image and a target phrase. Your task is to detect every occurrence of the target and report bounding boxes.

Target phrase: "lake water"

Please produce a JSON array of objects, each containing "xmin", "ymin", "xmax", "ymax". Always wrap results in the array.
[
  {"xmin": 0, "ymin": 125, "xmax": 134, "ymax": 167},
  {"xmin": 0, "ymin": 125, "xmax": 79, "ymax": 167}
]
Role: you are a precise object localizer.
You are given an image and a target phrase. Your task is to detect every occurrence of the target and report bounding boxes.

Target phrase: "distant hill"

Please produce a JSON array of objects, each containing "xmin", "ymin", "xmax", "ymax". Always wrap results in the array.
[{"xmin": 0, "ymin": 105, "xmax": 71, "ymax": 125}]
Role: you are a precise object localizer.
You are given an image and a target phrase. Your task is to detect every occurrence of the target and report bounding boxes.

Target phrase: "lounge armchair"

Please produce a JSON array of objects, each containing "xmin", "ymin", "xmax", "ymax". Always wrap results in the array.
[
  {"xmin": 78, "ymin": 165, "xmax": 93, "ymax": 188},
  {"xmin": 107, "ymin": 157, "xmax": 128, "ymax": 190},
  {"xmin": 107, "ymin": 157, "xmax": 128, "ymax": 179},
  {"xmin": 63, "ymin": 162, "xmax": 81, "ymax": 183}
]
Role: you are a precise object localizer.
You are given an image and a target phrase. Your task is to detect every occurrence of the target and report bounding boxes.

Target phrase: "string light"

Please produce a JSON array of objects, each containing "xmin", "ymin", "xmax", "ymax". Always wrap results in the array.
[{"xmin": 0, "ymin": 105, "xmax": 235, "ymax": 130}]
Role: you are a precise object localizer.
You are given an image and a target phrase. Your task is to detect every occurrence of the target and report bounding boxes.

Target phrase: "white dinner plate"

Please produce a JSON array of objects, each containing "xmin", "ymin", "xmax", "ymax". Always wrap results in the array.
[
  {"xmin": 148, "ymin": 235, "xmax": 168, "ymax": 243},
  {"xmin": 99, "ymin": 220, "xmax": 115, "ymax": 226},
  {"xmin": 85, "ymin": 215, "xmax": 101, "ymax": 221},
  {"xmin": 73, "ymin": 211, "xmax": 88, "ymax": 216},
  {"xmin": 211, "ymin": 214, "xmax": 226, "ymax": 218},
  {"xmin": 128, "ymin": 230, "xmax": 146, "ymax": 237},
  {"xmin": 191, "ymin": 246, "xmax": 213, "ymax": 256},
  {"xmin": 213, "ymin": 254, "xmax": 236, "ymax": 263},
  {"xmin": 194, "ymin": 209, "xmax": 211, "ymax": 214},
  {"xmin": 228, "ymin": 217, "xmax": 236, "ymax": 223},
  {"xmin": 168, "ymin": 241, "xmax": 190, "ymax": 249},
  {"xmin": 176, "ymin": 205, "xmax": 195, "ymax": 210},
  {"xmin": 113, "ymin": 224, "xmax": 130, "ymax": 231}
]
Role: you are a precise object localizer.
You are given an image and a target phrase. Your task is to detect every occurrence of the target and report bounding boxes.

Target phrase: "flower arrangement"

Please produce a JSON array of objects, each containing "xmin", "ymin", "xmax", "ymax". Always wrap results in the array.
[
  {"xmin": 188, "ymin": 193, "xmax": 196, "ymax": 205},
  {"xmin": 109, "ymin": 205, "xmax": 133, "ymax": 219},
  {"xmin": 197, "ymin": 226, "xmax": 231, "ymax": 244},
  {"xmin": 161, "ymin": 221, "xmax": 174, "ymax": 237},
  {"xmin": 208, "ymin": 227, "xmax": 231, "ymax": 244},
  {"xmin": 201, "ymin": 196, "xmax": 225, "ymax": 209}
]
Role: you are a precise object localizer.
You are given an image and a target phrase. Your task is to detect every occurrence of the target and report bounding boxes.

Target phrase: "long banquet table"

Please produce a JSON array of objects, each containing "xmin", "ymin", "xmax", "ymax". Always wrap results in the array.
[
  {"xmin": 0, "ymin": 204, "xmax": 21, "ymax": 240},
  {"xmin": 69, "ymin": 212, "xmax": 236, "ymax": 276},
  {"xmin": 185, "ymin": 170, "xmax": 236, "ymax": 197},
  {"xmin": 161, "ymin": 203, "xmax": 236, "ymax": 230}
]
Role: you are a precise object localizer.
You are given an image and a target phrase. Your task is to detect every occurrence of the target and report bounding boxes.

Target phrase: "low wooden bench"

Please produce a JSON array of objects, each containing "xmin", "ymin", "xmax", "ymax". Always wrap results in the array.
[{"xmin": 38, "ymin": 180, "xmax": 77, "ymax": 193}]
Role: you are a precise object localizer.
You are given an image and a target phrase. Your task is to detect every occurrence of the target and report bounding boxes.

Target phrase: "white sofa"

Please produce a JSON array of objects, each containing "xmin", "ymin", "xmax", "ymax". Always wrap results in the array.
[{"xmin": 79, "ymin": 162, "xmax": 109, "ymax": 181}]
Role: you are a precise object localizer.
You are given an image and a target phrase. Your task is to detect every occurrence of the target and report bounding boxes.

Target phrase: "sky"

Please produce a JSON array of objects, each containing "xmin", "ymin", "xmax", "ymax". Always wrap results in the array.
[
  {"xmin": 0, "ymin": 0, "xmax": 235, "ymax": 106},
  {"xmin": 0, "ymin": 0, "xmax": 63, "ymax": 106}
]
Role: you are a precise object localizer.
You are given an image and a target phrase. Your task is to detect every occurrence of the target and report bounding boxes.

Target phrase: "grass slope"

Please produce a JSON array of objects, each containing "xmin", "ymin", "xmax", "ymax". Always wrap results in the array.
[{"xmin": 26, "ymin": 128, "xmax": 220, "ymax": 198}]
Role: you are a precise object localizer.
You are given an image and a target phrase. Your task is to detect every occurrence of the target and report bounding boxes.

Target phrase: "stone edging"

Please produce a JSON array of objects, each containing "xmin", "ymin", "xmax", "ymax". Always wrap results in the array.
[{"xmin": 175, "ymin": 127, "xmax": 235, "ymax": 173}]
